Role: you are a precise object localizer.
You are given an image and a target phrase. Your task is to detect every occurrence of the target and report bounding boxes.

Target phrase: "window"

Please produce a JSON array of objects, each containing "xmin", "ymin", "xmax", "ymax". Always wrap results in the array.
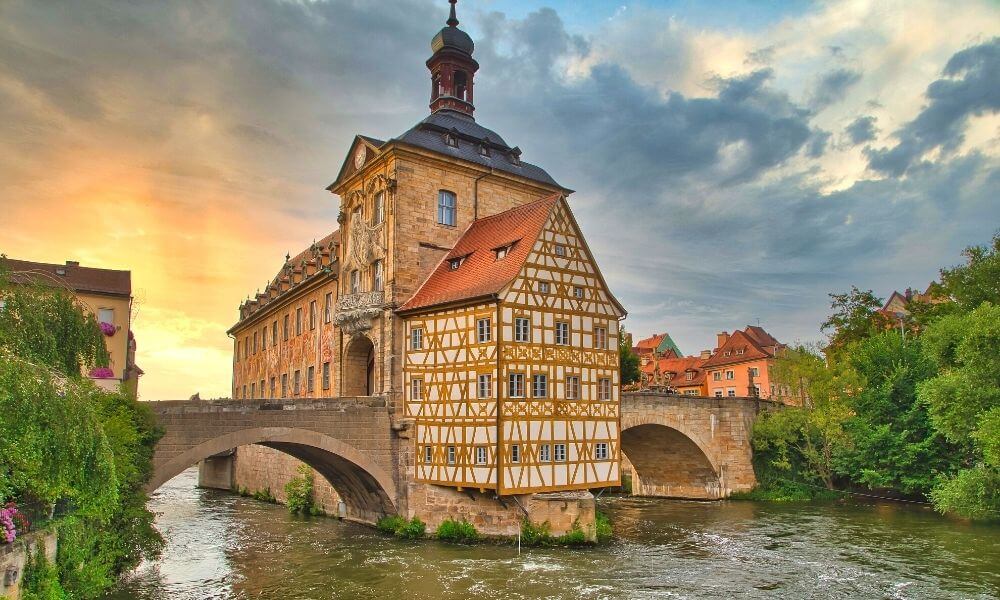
[
  {"xmin": 494, "ymin": 245, "xmax": 510, "ymax": 260},
  {"xmin": 296, "ymin": 307, "xmax": 303, "ymax": 335},
  {"xmin": 566, "ymin": 376, "xmax": 580, "ymax": 399},
  {"xmin": 424, "ymin": 446, "xmax": 432, "ymax": 464},
  {"xmin": 309, "ymin": 300, "xmax": 317, "ymax": 330},
  {"xmin": 749, "ymin": 367, "xmax": 760, "ymax": 377},
  {"xmin": 411, "ymin": 378, "xmax": 424, "ymax": 400},
  {"xmin": 283, "ymin": 315, "xmax": 290, "ymax": 340},
  {"xmin": 372, "ymin": 260, "xmax": 383, "ymax": 292},
  {"xmin": 555, "ymin": 322, "xmax": 569, "ymax": 345},
  {"xmin": 477, "ymin": 374, "xmax": 491, "ymax": 399},
  {"xmin": 250, "ymin": 382, "xmax": 256, "ymax": 398},
  {"xmin": 243, "ymin": 336, "xmax": 249, "ymax": 358},
  {"xmin": 272, "ymin": 321, "xmax": 278, "ymax": 346},
  {"xmin": 242, "ymin": 385, "xmax": 247, "ymax": 399},
  {"xmin": 322, "ymin": 362, "xmax": 330, "ymax": 390},
  {"xmin": 714, "ymin": 389, "xmax": 723, "ymax": 397},
  {"xmin": 449, "ymin": 257, "xmax": 463, "ymax": 270},
  {"xmin": 447, "ymin": 446, "xmax": 456, "ymax": 465},
  {"xmin": 269, "ymin": 377, "xmax": 276, "ymax": 398},
  {"xmin": 509, "ymin": 373, "xmax": 525, "ymax": 398},
  {"xmin": 684, "ymin": 389, "xmax": 698, "ymax": 395},
  {"xmin": 253, "ymin": 332, "xmax": 258, "ymax": 354},
  {"xmin": 261, "ymin": 327, "xmax": 267, "ymax": 349},
  {"xmin": 475, "ymin": 446, "xmax": 487, "ymax": 465},
  {"xmin": 554, "ymin": 244, "xmax": 566, "ymax": 257},
  {"xmin": 293, "ymin": 370, "xmax": 301, "ymax": 395},
  {"xmin": 510, "ymin": 444, "xmax": 520, "ymax": 463},
  {"xmin": 373, "ymin": 191, "xmax": 384, "ymax": 224},
  {"xmin": 573, "ymin": 286, "xmax": 584, "ymax": 299},
  {"xmin": 598, "ymin": 378, "xmax": 611, "ymax": 401},
  {"xmin": 727, "ymin": 388, "xmax": 736, "ymax": 397},
  {"xmin": 538, "ymin": 281, "xmax": 550, "ymax": 294},
  {"xmin": 595, "ymin": 326, "xmax": 606, "ymax": 349},
  {"xmin": 532, "ymin": 374, "xmax": 547, "ymax": 398},
  {"xmin": 595, "ymin": 443, "xmax": 609, "ymax": 460},
  {"xmin": 235, "ymin": 340, "xmax": 240, "ymax": 362},
  {"xmin": 410, "ymin": 327, "xmax": 423, "ymax": 350},
  {"xmin": 686, "ymin": 371, "xmax": 694, "ymax": 381},
  {"xmin": 539, "ymin": 444, "xmax": 551, "ymax": 462},
  {"xmin": 514, "ymin": 317, "xmax": 531, "ymax": 342},
  {"xmin": 713, "ymin": 371, "xmax": 721, "ymax": 381},
  {"xmin": 307, "ymin": 366, "xmax": 315, "ymax": 393},
  {"xmin": 98, "ymin": 308, "xmax": 114, "ymax": 324},
  {"xmin": 324, "ymin": 293, "xmax": 333, "ymax": 323},
  {"xmin": 438, "ymin": 190, "xmax": 457, "ymax": 226},
  {"xmin": 554, "ymin": 444, "xmax": 566, "ymax": 462},
  {"xmin": 477, "ymin": 318, "xmax": 491, "ymax": 343},
  {"xmin": 281, "ymin": 374, "xmax": 288, "ymax": 397},
  {"xmin": 726, "ymin": 370, "xmax": 735, "ymax": 380},
  {"xmin": 350, "ymin": 270, "xmax": 360, "ymax": 294},
  {"xmin": 260, "ymin": 379, "xmax": 264, "ymax": 397}
]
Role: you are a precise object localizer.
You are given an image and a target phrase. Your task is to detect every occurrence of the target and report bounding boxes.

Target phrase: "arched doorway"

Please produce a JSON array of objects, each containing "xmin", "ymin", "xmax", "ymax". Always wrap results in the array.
[
  {"xmin": 344, "ymin": 335, "xmax": 375, "ymax": 396},
  {"xmin": 621, "ymin": 424, "xmax": 721, "ymax": 499}
]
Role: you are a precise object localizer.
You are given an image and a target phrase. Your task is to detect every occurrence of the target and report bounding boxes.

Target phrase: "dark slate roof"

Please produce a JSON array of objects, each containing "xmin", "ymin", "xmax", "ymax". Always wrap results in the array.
[{"xmin": 388, "ymin": 110, "xmax": 565, "ymax": 190}]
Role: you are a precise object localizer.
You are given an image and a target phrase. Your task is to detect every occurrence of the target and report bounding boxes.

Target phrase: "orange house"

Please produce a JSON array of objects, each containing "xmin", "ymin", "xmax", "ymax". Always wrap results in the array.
[
  {"xmin": 701, "ymin": 326, "xmax": 784, "ymax": 400},
  {"xmin": 640, "ymin": 354, "xmax": 708, "ymax": 395}
]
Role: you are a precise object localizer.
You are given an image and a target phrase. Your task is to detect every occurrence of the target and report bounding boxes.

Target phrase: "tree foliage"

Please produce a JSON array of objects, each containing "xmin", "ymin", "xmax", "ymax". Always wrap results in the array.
[
  {"xmin": 821, "ymin": 286, "xmax": 891, "ymax": 353},
  {"xmin": 619, "ymin": 328, "xmax": 640, "ymax": 385}
]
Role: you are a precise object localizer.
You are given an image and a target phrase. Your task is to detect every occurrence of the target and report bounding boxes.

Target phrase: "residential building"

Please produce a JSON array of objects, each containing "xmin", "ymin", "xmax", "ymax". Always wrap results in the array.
[
  {"xmin": 2, "ymin": 258, "xmax": 142, "ymax": 397},
  {"xmin": 639, "ymin": 354, "xmax": 708, "ymax": 396},
  {"xmin": 701, "ymin": 326, "xmax": 784, "ymax": 400}
]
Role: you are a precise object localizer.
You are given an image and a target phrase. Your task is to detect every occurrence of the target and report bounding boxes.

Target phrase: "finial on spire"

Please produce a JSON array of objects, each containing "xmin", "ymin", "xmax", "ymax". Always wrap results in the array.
[{"xmin": 447, "ymin": 0, "xmax": 459, "ymax": 27}]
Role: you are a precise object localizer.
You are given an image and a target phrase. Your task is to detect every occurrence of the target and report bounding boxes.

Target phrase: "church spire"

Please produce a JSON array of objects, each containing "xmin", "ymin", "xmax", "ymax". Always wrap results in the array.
[{"xmin": 428, "ymin": 0, "xmax": 479, "ymax": 118}]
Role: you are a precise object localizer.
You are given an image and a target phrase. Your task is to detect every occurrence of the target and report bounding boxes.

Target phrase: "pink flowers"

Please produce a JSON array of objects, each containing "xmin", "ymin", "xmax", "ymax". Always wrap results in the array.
[
  {"xmin": 1, "ymin": 503, "xmax": 27, "ymax": 544},
  {"xmin": 99, "ymin": 322, "xmax": 117, "ymax": 336},
  {"xmin": 89, "ymin": 367, "xmax": 115, "ymax": 379}
]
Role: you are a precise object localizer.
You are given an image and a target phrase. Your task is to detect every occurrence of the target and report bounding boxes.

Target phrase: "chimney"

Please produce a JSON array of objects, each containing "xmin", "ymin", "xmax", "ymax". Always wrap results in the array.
[
  {"xmin": 716, "ymin": 332, "xmax": 729, "ymax": 350},
  {"xmin": 65, "ymin": 260, "xmax": 79, "ymax": 267},
  {"xmin": 700, "ymin": 349, "xmax": 712, "ymax": 360}
]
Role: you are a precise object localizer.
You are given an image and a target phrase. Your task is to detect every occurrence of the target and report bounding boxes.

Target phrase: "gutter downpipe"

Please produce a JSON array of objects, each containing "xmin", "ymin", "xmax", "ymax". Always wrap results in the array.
[{"xmin": 473, "ymin": 170, "xmax": 493, "ymax": 221}]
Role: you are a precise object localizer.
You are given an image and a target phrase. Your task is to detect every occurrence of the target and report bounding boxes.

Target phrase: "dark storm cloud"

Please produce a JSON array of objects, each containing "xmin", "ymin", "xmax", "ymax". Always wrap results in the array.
[
  {"xmin": 866, "ymin": 37, "xmax": 1000, "ymax": 176},
  {"xmin": 844, "ymin": 116, "xmax": 878, "ymax": 145},
  {"xmin": 809, "ymin": 68, "xmax": 862, "ymax": 110}
]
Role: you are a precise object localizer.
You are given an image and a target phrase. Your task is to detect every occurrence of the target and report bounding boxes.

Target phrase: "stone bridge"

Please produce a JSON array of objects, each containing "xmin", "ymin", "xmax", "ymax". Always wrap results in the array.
[
  {"xmin": 147, "ymin": 392, "xmax": 769, "ymax": 526},
  {"xmin": 620, "ymin": 392, "xmax": 771, "ymax": 499}
]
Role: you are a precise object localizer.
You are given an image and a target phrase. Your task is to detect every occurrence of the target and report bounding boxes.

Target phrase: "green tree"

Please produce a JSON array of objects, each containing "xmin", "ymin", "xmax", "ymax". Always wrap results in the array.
[
  {"xmin": 821, "ymin": 286, "xmax": 891, "ymax": 353},
  {"xmin": 918, "ymin": 303, "xmax": 1000, "ymax": 520},
  {"xmin": 756, "ymin": 345, "xmax": 858, "ymax": 489},
  {"xmin": 619, "ymin": 328, "xmax": 640, "ymax": 385},
  {"xmin": 939, "ymin": 232, "xmax": 1000, "ymax": 311}
]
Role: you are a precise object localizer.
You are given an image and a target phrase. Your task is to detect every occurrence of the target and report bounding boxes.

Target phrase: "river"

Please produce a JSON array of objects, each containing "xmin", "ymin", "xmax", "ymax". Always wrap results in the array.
[{"xmin": 108, "ymin": 468, "xmax": 999, "ymax": 599}]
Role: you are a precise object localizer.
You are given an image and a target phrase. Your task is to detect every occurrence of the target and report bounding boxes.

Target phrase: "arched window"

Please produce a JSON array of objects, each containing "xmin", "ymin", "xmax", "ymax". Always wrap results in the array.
[{"xmin": 454, "ymin": 71, "xmax": 468, "ymax": 101}]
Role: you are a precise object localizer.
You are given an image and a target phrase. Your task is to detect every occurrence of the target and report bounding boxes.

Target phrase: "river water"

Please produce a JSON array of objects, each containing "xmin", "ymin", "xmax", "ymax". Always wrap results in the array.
[{"xmin": 109, "ymin": 468, "xmax": 999, "ymax": 599}]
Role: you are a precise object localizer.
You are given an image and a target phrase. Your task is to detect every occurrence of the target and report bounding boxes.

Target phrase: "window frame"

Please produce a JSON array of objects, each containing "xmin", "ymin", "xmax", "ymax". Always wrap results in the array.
[
  {"xmin": 566, "ymin": 375, "xmax": 580, "ymax": 400},
  {"xmin": 477, "ymin": 374, "xmax": 491, "ymax": 399},
  {"xmin": 477, "ymin": 318, "xmax": 491, "ymax": 343},
  {"xmin": 514, "ymin": 317, "xmax": 531, "ymax": 343},
  {"xmin": 510, "ymin": 444, "xmax": 520, "ymax": 463},
  {"xmin": 595, "ymin": 326, "xmax": 606, "ymax": 349},
  {"xmin": 532, "ymin": 373, "xmax": 547, "ymax": 398},
  {"xmin": 555, "ymin": 321, "xmax": 569, "ymax": 345},
  {"xmin": 539, "ymin": 444, "xmax": 551, "ymax": 462},
  {"xmin": 372, "ymin": 260, "xmax": 384, "ymax": 292},
  {"xmin": 324, "ymin": 293, "xmax": 333, "ymax": 323},
  {"xmin": 296, "ymin": 307, "xmax": 303, "ymax": 335},
  {"xmin": 554, "ymin": 443, "xmax": 567, "ymax": 462},
  {"xmin": 322, "ymin": 362, "xmax": 331, "ymax": 390},
  {"xmin": 475, "ymin": 446, "xmax": 487, "ymax": 465},
  {"xmin": 411, "ymin": 378, "xmax": 424, "ymax": 401},
  {"xmin": 307, "ymin": 365, "xmax": 315, "ymax": 393},
  {"xmin": 437, "ymin": 190, "xmax": 457, "ymax": 226},
  {"xmin": 373, "ymin": 191, "xmax": 384, "ymax": 225},
  {"xmin": 595, "ymin": 442, "xmax": 609, "ymax": 460},
  {"xmin": 410, "ymin": 327, "xmax": 423, "ymax": 350},
  {"xmin": 293, "ymin": 370, "xmax": 301, "ymax": 395},
  {"xmin": 309, "ymin": 300, "xmax": 317, "ymax": 330},
  {"xmin": 598, "ymin": 378, "xmax": 611, "ymax": 401},
  {"xmin": 508, "ymin": 373, "xmax": 525, "ymax": 398}
]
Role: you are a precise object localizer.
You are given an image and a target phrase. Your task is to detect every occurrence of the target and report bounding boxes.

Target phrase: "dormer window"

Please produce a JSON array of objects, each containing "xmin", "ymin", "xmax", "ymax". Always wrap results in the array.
[
  {"xmin": 479, "ymin": 142, "xmax": 490, "ymax": 157},
  {"xmin": 494, "ymin": 242, "xmax": 515, "ymax": 260},
  {"xmin": 444, "ymin": 131, "xmax": 458, "ymax": 147},
  {"xmin": 509, "ymin": 147, "xmax": 521, "ymax": 166},
  {"xmin": 449, "ymin": 256, "xmax": 465, "ymax": 270}
]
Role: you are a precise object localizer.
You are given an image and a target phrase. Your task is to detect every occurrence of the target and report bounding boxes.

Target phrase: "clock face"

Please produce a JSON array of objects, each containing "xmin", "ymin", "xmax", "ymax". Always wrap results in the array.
[{"xmin": 354, "ymin": 146, "xmax": 366, "ymax": 170}]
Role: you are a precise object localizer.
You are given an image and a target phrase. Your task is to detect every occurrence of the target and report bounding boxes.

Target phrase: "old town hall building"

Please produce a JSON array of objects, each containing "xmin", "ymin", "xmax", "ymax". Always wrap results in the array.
[{"xmin": 230, "ymin": 1, "xmax": 625, "ymax": 496}]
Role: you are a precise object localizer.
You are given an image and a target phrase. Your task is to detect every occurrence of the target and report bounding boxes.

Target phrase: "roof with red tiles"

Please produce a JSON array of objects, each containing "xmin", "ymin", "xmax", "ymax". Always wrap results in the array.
[
  {"xmin": 641, "ymin": 355, "xmax": 707, "ymax": 387},
  {"xmin": 701, "ymin": 326, "xmax": 783, "ymax": 369},
  {"xmin": 3, "ymin": 258, "xmax": 131, "ymax": 297},
  {"xmin": 398, "ymin": 194, "xmax": 560, "ymax": 314}
]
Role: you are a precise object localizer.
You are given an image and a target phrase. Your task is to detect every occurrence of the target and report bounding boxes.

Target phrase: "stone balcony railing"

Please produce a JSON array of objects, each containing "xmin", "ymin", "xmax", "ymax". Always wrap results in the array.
[{"xmin": 334, "ymin": 291, "xmax": 385, "ymax": 335}]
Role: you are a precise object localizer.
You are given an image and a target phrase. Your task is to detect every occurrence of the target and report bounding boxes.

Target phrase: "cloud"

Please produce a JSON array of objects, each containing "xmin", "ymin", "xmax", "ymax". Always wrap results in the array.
[
  {"xmin": 845, "ymin": 116, "xmax": 879, "ymax": 145},
  {"xmin": 866, "ymin": 37, "xmax": 1000, "ymax": 176},
  {"xmin": 809, "ymin": 68, "xmax": 862, "ymax": 110}
]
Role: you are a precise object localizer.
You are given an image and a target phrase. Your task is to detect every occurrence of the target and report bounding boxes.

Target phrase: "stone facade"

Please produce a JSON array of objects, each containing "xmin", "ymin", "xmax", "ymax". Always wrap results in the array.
[
  {"xmin": 0, "ymin": 529, "xmax": 58, "ymax": 600},
  {"xmin": 231, "ymin": 445, "xmax": 342, "ymax": 516}
]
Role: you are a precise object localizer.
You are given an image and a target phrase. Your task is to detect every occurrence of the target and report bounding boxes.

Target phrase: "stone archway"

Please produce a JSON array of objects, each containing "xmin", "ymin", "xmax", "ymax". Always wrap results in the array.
[
  {"xmin": 147, "ymin": 427, "xmax": 396, "ymax": 524},
  {"xmin": 343, "ymin": 334, "xmax": 375, "ymax": 396},
  {"xmin": 620, "ymin": 423, "xmax": 722, "ymax": 499}
]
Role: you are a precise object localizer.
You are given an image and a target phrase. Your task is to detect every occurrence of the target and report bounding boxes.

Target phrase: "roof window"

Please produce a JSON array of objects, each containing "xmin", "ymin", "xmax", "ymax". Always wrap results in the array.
[
  {"xmin": 449, "ymin": 256, "xmax": 465, "ymax": 270},
  {"xmin": 494, "ymin": 242, "xmax": 516, "ymax": 260}
]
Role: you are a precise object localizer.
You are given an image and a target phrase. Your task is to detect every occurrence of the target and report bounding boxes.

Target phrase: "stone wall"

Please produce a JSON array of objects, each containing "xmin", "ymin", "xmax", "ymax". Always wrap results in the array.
[
  {"xmin": 0, "ymin": 529, "xmax": 57, "ymax": 599},
  {"xmin": 230, "ymin": 445, "xmax": 342, "ymax": 516},
  {"xmin": 406, "ymin": 482, "xmax": 595, "ymax": 540}
]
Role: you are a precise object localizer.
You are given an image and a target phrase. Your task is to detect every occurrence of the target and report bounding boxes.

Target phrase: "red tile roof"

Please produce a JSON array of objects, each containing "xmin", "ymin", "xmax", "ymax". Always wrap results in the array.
[
  {"xmin": 701, "ymin": 326, "xmax": 783, "ymax": 369},
  {"xmin": 635, "ymin": 333, "xmax": 666, "ymax": 352},
  {"xmin": 399, "ymin": 194, "xmax": 560, "ymax": 313},
  {"xmin": 2, "ymin": 258, "xmax": 131, "ymax": 297},
  {"xmin": 641, "ymin": 355, "xmax": 707, "ymax": 386}
]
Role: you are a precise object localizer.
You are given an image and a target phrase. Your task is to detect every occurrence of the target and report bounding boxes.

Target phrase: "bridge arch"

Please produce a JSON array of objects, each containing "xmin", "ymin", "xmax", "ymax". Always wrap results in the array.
[
  {"xmin": 148, "ymin": 427, "xmax": 396, "ymax": 523},
  {"xmin": 620, "ymin": 416, "xmax": 723, "ymax": 500}
]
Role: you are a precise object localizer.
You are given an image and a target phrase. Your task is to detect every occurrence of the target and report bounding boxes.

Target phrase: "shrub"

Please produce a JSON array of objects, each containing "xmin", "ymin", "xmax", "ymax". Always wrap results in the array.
[
  {"xmin": 376, "ymin": 515, "xmax": 406, "ymax": 535},
  {"xmin": 375, "ymin": 515, "xmax": 426, "ymax": 539},
  {"xmin": 435, "ymin": 518, "xmax": 478, "ymax": 543},
  {"xmin": 251, "ymin": 488, "xmax": 276, "ymax": 503},
  {"xmin": 520, "ymin": 519, "xmax": 553, "ymax": 547},
  {"xmin": 555, "ymin": 522, "xmax": 589, "ymax": 546},
  {"xmin": 595, "ymin": 511, "xmax": 612, "ymax": 543},
  {"xmin": 284, "ymin": 465, "xmax": 315, "ymax": 515}
]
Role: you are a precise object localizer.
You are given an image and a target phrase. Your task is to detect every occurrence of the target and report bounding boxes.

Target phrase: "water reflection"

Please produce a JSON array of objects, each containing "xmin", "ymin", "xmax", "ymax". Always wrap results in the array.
[{"xmin": 109, "ymin": 468, "xmax": 999, "ymax": 599}]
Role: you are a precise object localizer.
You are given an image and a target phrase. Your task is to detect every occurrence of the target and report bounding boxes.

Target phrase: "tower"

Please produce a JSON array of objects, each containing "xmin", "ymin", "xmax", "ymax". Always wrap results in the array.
[{"xmin": 427, "ymin": 0, "xmax": 479, "ymax": 117}]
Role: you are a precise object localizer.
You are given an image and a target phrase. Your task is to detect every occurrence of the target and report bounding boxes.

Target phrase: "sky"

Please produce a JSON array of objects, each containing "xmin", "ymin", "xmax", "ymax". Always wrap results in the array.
[{"xmin": 1, "ymin": 0, "xmax": 997, "ymax": 400}]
